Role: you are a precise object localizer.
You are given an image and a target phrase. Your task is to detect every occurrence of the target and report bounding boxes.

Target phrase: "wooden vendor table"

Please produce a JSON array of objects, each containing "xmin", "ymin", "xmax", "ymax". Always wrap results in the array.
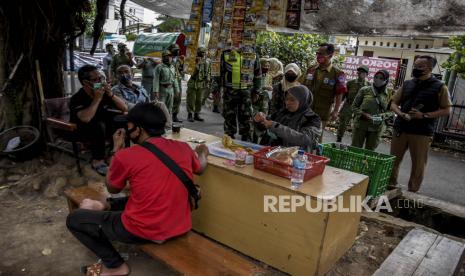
[{"xmin": 167, "ymin": 128, "xmax": 369, "ymax": 276}]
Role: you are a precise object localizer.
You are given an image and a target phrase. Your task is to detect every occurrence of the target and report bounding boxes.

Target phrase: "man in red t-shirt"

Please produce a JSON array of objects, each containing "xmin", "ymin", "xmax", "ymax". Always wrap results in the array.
[{"xmin": 66, "ymin": 103, "xmax": 209, "ymax": 276}]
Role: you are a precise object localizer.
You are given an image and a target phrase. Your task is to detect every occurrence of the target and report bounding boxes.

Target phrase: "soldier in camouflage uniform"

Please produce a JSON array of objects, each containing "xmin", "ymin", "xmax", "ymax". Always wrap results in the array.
[
  {"xmin": 221, "ymin": 48, "xmax": 262, "ymax": 141},
  {"xmin": 351, "ymin": 70, "xmax": 392, "ymax": 150},
  {"xmin": 251, "ymin": 58, "xmax": 272, "ymax": 143},
  {"xmin": 336, "ymin": 65, "xmax": 370, "ymax": 142},
  {"xmin": 204, "ymin": 76, "xmax": 222, "ymax": 113},
  {"xmin": 186, "ymin": 46, "xmax": 211, "ymax": 122},
  {"xmin": 168, "ymin": 44, "xmax": 184, "ymax": 123},
  {"xmin": 302, "ymin": 43, "xmax": 347, "ymax": 142},
  {"xmin": 153, "ymin": 50, "xmax": 180, "ymax": 114}
]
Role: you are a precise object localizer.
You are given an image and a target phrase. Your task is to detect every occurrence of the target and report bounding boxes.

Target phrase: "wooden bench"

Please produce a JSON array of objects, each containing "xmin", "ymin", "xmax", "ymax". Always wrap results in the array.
[
  {"xmin": 64, "ymin": 186, "xmax": 266, "ymax": 276},
  {"xmin": 373, "ymin": 228, "xmax": 465, "ymax": 276},
  {"xmin": 45, "ymin": 97, "xmax": 82, "ymax": 174}
]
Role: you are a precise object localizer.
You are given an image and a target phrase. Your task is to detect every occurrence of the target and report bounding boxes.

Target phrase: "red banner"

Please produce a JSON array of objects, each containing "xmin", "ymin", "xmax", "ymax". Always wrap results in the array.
[{"xmin": 342, "ymin": 56, "xmax": 400, "ymax": 82}]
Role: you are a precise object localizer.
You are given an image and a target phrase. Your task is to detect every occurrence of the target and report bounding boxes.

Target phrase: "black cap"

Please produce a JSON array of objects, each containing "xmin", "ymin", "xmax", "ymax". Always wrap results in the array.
[{"xmin": 115, "ymin": 103, "xmax": 167, "ymax": 136}]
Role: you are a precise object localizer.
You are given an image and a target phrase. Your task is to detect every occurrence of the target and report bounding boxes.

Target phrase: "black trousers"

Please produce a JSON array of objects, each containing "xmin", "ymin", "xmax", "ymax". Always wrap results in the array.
[
  {"xmin": 66, "ymin": 197, "xmax": 148, "ymax": 268},
  {"xmin": 76, "ymin": 111, "xmax": 124, "ymax": 160}
]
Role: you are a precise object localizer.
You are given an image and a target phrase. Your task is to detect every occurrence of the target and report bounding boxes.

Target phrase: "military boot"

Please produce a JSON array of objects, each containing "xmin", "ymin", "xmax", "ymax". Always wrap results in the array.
[
  {"xmin": 172, "ymin": 113, "xmax": 182, "ymax": 123},
  {"xmin": 187, "ymin": 113, "xmax": 194, "ymax": 122},
  {"xmin": 194, "ymin": 113, "xmax": 204, "ymax": 122}
]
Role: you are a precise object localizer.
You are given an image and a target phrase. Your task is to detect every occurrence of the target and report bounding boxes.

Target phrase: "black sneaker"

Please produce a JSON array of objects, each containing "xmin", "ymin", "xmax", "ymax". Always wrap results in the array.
[
  {"xmin": 194, "ymin": 113, "xmax": 204, "ymax": 122},
  {"xmin": 212, "ymin": 106, "xmax": 220, "ymax": 113},
  {"xmin": 172, "ymin": 113, "xmax": 182, "ymax": 123}
]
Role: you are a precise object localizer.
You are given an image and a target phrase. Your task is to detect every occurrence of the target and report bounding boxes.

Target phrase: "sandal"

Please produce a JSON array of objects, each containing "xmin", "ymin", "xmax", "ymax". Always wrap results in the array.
[
  {"xmin": 91, "ymin": 162, "xmax": 108, "ymax": 176},
  {"xmin": 81, "ymin": 263, "xmax": 102, "ymax": 276},
  {"xmin": 80, "ymin": 263, "xmax": 131, "ymax": 276}
]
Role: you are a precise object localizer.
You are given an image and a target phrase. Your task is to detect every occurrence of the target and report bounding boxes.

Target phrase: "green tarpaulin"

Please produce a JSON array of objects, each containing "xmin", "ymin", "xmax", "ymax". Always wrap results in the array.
[{"xmin": 133, "ymin": 32, "xmax": 185, "ymax": 57}]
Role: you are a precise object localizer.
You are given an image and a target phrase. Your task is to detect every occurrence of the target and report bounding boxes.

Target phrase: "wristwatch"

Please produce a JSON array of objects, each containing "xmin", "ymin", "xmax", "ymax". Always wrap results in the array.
[{"xmin": 422, "ymin": 113, "xmax": 430, "ymax": 119}]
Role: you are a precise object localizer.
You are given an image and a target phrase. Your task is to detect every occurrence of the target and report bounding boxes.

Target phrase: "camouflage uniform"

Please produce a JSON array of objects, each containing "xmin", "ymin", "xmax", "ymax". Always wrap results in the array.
[
  {"xmin": 351, "ymin": 85, "xmax": 392, "ymax": 150},
  {"xmin": 221, "ymin": 49, "xmax": 262, "ymax": 141},
  {"xmin": 203, "ymin": 76, "xmax": 222, "ymax": 113},
  {"xmin": 337, "ymin": 77, "xmax": 370, "ymax": 141},
  {"xmin": 153, "ymin": 50, "xmax": 180, "ymax": 113},
  {"xmin": 168, "ymin": 44, "xmax": 184, "ymax": 122},
  {"xmin": 186, "ymin": 47, "xmax": 211, "ymax": 121}
]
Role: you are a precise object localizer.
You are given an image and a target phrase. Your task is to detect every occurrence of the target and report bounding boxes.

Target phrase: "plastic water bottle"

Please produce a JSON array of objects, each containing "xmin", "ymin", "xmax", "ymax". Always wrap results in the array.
[{"xmin": 291, "ymin": 150, "xmax": 308, "ymax": 190}]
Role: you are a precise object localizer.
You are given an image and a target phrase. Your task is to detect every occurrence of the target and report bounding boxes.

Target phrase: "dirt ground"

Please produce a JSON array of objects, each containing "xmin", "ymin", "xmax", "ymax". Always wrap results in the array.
[{"xmin": 0, "ymin": 152, "xmax": 409, "ymax": 275}]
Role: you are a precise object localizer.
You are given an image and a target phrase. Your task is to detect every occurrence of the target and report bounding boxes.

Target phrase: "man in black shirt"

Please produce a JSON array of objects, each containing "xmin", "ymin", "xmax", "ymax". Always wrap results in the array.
[{"xmin": 70, "ymin": 65, "xmax": 127, "ymax": 175}]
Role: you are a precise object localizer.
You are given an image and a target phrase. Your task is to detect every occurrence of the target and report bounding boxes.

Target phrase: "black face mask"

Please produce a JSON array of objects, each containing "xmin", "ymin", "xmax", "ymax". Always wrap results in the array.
[
  {"xmin": 172, "ymin": 50, "xmax": 179, "ymax": 56},
  {"xmin": 285, "ymin": 73, "xmax": 298, "ymax": 82},
  {"xmin": 262, "ymin": 68, "xmax": 269, "ymax": 74},
  {"xmin": 127, "ymin": 126, "xmax": 140, "ymax": 144},
  {"xmin": 119, "ymin": 74, "xmax": 131, "ymax": 85},
  {"xmin": 197, "ymin": 53, "xmax": 205, "ymax": 58},
  {"xmin": 412, "ymin": 68, "xmax": 426, "ymax": 78},
  {"xmin": 162, "ymin": 57, "xmax": 171, "ymax": 64}
]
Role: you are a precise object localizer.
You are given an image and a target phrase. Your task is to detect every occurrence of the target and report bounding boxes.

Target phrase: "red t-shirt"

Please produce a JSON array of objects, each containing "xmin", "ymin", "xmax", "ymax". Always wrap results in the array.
[{"xmin": 108, "ymin": 137, "xmax": 202, "ymax": 241}]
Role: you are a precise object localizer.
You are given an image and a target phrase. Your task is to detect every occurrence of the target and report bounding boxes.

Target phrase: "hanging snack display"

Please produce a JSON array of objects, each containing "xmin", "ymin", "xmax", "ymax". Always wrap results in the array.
[
  {"xmin": 286, "ymin": 0, "xmax": 301, "ymax": 29},
  {"xmin": 194, "ymin": 0, "xmax": 303, "ymax": 79},
  {"xmin": 208, "ymin": 0, "xmax": 226, "ymax": 75},
  {"xmin": 185, "ymin": 0, "xmax": 204, "ymax": 74},
  {"xmin": 268, "ymin": 0, "xmax": 286, "ymax": 27}
]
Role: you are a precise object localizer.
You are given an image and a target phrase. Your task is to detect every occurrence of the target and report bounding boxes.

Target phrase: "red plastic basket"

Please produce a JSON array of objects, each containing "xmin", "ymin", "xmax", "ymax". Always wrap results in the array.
[{"xmin": 253, "ymin": 147, "xmax": 330, "ymax": 181}]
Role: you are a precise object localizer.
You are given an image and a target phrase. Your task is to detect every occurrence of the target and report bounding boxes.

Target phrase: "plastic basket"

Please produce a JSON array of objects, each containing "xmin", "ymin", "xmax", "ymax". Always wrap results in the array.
[
  {"xmin": 321, "ymin": 143, "xmax": 395, "ymax": 197},
  {"xmin": 253, "ymin": 147, "xmax": 330, "ymax": 181}
]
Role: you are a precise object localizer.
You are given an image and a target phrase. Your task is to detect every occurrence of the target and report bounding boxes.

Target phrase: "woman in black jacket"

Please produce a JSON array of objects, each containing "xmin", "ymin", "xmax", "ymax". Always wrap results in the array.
[{"xmin": 254, "ymin": 85, "xmax": 322, "ymax": 152}]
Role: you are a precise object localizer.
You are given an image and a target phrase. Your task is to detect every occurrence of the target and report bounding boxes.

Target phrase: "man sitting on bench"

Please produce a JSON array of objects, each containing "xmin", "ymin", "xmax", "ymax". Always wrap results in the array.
[
  {"xmin": 70, "ymin": 64, "xmax": 128, "ymax": 175},
  {"xmin": 66, "ymin": 103, "xmax": 209, "ymax": 276}
]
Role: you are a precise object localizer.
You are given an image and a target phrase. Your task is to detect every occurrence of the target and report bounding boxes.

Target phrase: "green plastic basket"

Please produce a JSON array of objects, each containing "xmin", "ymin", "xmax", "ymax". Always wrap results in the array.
[{"xmin": 321, "ymin": 143, "xmax": 395, "ymax": 197}]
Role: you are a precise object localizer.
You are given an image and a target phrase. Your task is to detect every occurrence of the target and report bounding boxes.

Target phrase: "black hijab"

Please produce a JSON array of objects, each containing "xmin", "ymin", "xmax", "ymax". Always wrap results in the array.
[{"xmin": 271, "ymin": 85, "xmax": 318, "ymax": 130}]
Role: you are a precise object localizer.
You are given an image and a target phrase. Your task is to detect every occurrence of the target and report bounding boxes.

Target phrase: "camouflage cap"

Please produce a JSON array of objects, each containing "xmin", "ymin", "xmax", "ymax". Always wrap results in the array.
[
  {"xmin": 162, "ymin": 50, "xmax": 172, "ymax": 57},
  {"xmin": 357, "ymin": 65, "xmax": 369, "ymax": 73},
  {"xmin": 197, "ymin": 46, "xmax": 207, "ymax": 53}
]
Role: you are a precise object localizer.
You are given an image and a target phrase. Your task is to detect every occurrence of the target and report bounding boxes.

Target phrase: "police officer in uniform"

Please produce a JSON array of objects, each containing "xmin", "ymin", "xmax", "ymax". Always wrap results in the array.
[
  {"xmin": 220, "ymin": 45, "xmax": 262, "ymax": 141},
  {"xmin": 186, "ymin": 46, "xmax": 211, "ymax": 122},
  {"xmin": 337, "ymin": 65, "xmax": 370, "ymax": 142},
  {"xmin": 303, "ymin": 43, "xmax": 347, "ymax": 142},
  {"xmin": 153, "ymin": 50, "xmax": 180, "ymax": 114},
  {"xmin": 351, "ymin": 70, "xmax": 391, "ymax": 150},
  {"xmin": 168, "ymin": 43, "xmax": 184, "ymax": 123}
]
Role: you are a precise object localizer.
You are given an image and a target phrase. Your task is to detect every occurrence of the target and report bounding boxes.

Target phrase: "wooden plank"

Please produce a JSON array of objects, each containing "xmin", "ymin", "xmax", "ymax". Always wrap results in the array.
[
  {"xmin": 373, "ymin": 229, "xmax": 439, "ymax": 276},
  {"xmin": 139, "ymin": 232, "xmax": 265, "ymax": 276},
  {"xmin": 413, "ymin": 235, "xmax": 465, "ymax": 276}
]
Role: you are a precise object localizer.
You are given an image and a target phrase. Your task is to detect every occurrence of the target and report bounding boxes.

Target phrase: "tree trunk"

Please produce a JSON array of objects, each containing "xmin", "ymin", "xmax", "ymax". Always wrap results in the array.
[{"xmin": 120, "ymin": 0, "xmax": 127, "ymax": 34}]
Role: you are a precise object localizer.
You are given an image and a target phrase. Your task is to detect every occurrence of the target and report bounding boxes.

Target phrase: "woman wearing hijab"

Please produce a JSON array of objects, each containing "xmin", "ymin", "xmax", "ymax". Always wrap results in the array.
[
  {"xmin": 254, "ymin": 85, "xmax": 322, "ymax": 152},
  {"xmin": 270, "ymin": 63, "xmax": 302, "ymax": 114},
  {"xmin": 265, "ymin": 58, "xmax": 284, "ymax": 88},
  {"xmin": 351, "ymin": 69, "xmax": 393, "ymax": 150}
]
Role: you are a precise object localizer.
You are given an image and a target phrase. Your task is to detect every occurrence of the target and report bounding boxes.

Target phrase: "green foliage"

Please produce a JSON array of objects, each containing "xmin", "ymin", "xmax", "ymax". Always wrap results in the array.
[
  {"xmin": 256, "ymin": 32, "xmax": 329, "ymax": 72},
  {"xmin": 157, "ymin": 16, "xmax": 185, "ymax": 32},
  {"xmin": 83, "ymin": 0, "xmax": 97, "ymax": 37},
  {"xmin": 442, "ymin": 36, "xmax": 465, "ymax": 78},
  {"xmin": 126, "ymin": 33, "xmax": 137, "ymax": 41}
]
